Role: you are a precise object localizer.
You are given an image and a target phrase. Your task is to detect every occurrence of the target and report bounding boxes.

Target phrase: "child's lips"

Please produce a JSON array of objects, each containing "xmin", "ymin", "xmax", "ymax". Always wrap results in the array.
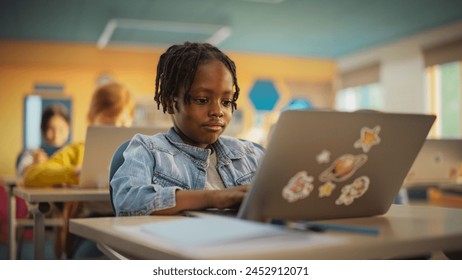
[{"xmin": 203, "ymin": 122, "xmax": 225, "ymax": 131}]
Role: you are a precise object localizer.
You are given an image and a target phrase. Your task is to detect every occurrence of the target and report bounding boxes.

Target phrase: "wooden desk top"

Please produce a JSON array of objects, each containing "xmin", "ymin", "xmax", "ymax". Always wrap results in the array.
[
  {"xmin": 13, "ymin": 185, "xmax": 110, "ymax": 203},
  {"xmin": 69, "ymin": 204, "xmax": 462, "ymax": 260}
]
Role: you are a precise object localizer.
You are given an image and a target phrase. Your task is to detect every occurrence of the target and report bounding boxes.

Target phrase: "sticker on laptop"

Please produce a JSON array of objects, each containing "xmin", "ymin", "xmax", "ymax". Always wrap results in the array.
[
  {"xmin": 319, "ymin": 154, "xmax": 368, "ymax": 182},
  {"xmin": 354, "ymin": 126, "xmax": 381, "ymax": 153},
  {"xmin": 316, "ymin": 149, "xmax": 331, "ymax": 164},
  {"xmin": 335, "ymin": 176, "xmax": 370, "ymax": 206},
  {"xmin": 282, "ymin": 171, "xmax": 314, "ymax": 203},
  {"xmin": 450, "ymin": 167, "xmax": 459, "ymax": 178},
  {"xmin": 318, "ymin": 182, "xmax": 336, "ymax": 198}
]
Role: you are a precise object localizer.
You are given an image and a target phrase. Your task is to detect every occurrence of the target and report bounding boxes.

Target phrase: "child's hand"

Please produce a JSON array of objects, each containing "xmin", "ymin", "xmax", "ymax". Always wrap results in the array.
[
  {"xmin": 74, "ymin": 167, "xmax": 81, "ymax": 177},
  {"xmin": 154, "ymin": 185, "xmax": 251, "ymax": 215},
  {"xmin": 209, "ymin": 184, "xmax": 250, "ymax": 209},
  {"xmin": 32, "ymin": 149, "xmax": 49, "ymax": 164}
]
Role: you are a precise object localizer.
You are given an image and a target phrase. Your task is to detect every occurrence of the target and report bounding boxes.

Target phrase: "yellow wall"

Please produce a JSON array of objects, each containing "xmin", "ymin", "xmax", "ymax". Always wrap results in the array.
[{"xmin": 0, "ymin": 41, "xmax": 336, "ymax": 177}]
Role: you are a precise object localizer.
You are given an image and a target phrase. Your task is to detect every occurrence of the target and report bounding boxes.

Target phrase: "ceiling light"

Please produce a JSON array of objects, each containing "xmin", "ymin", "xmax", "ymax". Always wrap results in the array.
[{"xmin": 97, "ymin": 19, "xmax": 232, "ymax": 49}]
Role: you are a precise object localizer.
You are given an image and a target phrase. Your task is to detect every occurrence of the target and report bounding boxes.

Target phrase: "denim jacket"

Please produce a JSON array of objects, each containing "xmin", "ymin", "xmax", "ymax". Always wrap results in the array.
[{"xmin": 111, "ymin": 128, "xmax": 265, "ymax": 216}]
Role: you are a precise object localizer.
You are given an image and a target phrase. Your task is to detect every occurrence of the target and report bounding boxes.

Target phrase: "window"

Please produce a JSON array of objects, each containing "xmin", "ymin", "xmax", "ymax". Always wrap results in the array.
[
  {"xmin": 427, "ymin": 61, "xmax": 462, "ymax": 137},
  {"xmin": 335, "ymin": 83, "xmax": 383, "ymax": 112},
  {"xmin": 335, "ymin": 63, "xmax": 383, "ymax": 112},
  {"xmin": 424, "ymin": 37, "xmax": 462, "ymax": 138}
]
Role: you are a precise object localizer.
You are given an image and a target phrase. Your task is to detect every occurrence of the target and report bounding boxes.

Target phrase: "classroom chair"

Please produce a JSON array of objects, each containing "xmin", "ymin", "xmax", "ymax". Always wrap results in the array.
[
  {"xmin": 108, "ymin": 140, "xmax": 130, "ymax": 216},
  {"xmin": 93, "ymin": 139, "xmax": 132, "ymax": 260}
]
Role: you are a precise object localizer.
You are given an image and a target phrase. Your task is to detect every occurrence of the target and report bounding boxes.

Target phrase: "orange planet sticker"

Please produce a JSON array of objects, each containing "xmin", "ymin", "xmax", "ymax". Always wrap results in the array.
[
  {"xmin": 335, "ymin": 176, "xmax": 370, "ymax": 206},
  {"xmin": 282, "ymin": 171, "xmax": 314, "ymax": 203},
  {"xmin": 319, "ymin": 154, "xmax": 368, "ymax": 182},
  {"xmin": 450, "ymin": 167, "xmax": 459, "ymax": 178},
  {"xmin": 354, "ymin": 126, "xmax": 381, "ymax": 153}
]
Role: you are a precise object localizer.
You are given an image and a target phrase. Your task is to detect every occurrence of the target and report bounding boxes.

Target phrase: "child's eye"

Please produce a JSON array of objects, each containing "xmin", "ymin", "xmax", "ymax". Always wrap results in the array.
[
  {"xmin": 192, "ymin": 98, "xmax": 208, "ymax": 104},
  {"xmin": 222, "ymin": 100, "xmax": 233, "ymax": 107}
]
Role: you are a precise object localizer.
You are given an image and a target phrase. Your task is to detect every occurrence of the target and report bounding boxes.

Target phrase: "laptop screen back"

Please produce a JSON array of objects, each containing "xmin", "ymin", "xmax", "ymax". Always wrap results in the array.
[{"xmin": 238, "ymin": 110, "xmax": 435, "ymax": 222}]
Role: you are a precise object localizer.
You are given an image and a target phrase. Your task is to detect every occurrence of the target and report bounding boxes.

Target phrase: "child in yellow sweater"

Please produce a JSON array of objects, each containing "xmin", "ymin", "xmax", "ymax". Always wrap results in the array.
[{"xmin": 23, "ymin": 82, "xmax": 135, "ymax": 187}]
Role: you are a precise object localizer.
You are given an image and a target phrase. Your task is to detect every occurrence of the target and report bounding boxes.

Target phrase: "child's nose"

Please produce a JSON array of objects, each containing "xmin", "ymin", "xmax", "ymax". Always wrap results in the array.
[{"xmin": 209, "ymin": 101, "xmax": 224, "ymax": 117}]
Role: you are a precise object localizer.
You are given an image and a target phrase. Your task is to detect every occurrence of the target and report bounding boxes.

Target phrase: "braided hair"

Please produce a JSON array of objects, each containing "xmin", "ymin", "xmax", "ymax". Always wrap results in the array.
[{"xmin": 154, "ymin": 42, "xmax": 240, "ymax": 113}]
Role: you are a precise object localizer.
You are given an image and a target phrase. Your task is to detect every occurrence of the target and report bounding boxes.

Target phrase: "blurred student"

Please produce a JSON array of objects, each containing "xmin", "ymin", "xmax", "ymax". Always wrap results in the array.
[
  {"xmin": 23, "ymin": 82, "xmax": 135, "ymax": 259},
  {"xmin": 14, "ymin": 104, "xmax": 70, "ymax": 257},
  {"xmin": 16, "ymin": 104, "xmax": 71, "ymax": 178},
  {"xmin": 111, "ymin": 42, "xmax": 264, "ymax": 217},
  {"xmin": 23, "ymin": 83, "xmax": 135, "ymax": 187}
]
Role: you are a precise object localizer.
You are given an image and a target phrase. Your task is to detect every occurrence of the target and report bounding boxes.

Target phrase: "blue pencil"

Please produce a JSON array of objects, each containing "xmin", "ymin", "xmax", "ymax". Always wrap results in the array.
[{"xmin": 291, "ymin": 221, "xmax": 380, "ymax": 236}]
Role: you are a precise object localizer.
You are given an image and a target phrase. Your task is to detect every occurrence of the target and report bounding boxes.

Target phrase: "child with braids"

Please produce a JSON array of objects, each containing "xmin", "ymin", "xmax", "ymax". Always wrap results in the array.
[{"xmin": 111, "ymin": 42, "xmax": 265, "ymax": 216}]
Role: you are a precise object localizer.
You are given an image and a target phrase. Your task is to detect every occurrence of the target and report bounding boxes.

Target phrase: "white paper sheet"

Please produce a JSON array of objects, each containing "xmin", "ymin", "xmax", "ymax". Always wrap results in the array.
[{"xmin": 140, "ymin": 215, "xmax": 286, "ymax": 246}]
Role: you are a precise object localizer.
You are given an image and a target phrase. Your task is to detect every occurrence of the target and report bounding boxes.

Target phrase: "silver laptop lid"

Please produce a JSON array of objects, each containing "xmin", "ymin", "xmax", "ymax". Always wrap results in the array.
[
  {"xmin": 238, "ymin": 110, "xmax": 435, "ymax": 222},
  {"xmin": 79, "ymin": 125, "xmax": 167, "ymax": 188},
  {"xmin": 404, "ymin": 139, "xmax": 462, "ymax": 187}
]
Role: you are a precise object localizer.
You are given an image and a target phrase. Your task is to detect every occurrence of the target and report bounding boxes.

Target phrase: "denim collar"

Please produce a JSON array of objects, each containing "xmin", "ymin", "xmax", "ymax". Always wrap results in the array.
[{"xmin": 165, "ymin": 127, "xmax": 245, "ymax": 165}]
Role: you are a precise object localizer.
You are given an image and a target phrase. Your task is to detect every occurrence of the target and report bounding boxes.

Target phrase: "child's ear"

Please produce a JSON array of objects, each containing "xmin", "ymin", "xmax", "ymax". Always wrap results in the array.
[{"xmin": 166, "ymin": 100, "xmax": 175, "ymax": 114}]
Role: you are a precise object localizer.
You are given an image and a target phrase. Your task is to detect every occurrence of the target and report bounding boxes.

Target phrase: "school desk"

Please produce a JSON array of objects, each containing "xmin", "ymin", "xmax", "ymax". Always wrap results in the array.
[
  {"xmin": 12, "ymin": 185, "xmax": 110, "ymax": 259},
  {"xmin": 69, "ymin": 204, "xmax": 462, "ymax": 260},
  {"xmin": 1, "ymin": 176, "xmax": 18, "ymax": 260}
]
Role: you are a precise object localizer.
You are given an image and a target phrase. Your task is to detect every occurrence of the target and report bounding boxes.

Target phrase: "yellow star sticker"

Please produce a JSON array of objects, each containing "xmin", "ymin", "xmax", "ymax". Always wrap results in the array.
[{"xmin": 318, "ymin": 182, "xmax": 336, "ymax": 198}]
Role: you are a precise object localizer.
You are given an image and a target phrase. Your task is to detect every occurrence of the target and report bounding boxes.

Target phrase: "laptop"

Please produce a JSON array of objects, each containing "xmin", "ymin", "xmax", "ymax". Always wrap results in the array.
[
  {"xmin": 403, "ymin": 139, "xmax": 462, "ymax": 188},
  {"xmin": 234, "ymin": 110, "xmax": 435, "ymax": 222},
  {"xmin": 78, "ymin": 125, "xmax": 167, "ymax": 188}
]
